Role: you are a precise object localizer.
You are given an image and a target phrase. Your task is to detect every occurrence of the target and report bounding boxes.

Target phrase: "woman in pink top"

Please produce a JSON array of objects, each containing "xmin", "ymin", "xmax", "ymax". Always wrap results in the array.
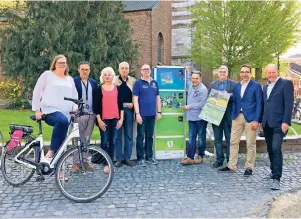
[{"xmin": 95, "ymin": 67, "xmax": 124, "ymax": 173}]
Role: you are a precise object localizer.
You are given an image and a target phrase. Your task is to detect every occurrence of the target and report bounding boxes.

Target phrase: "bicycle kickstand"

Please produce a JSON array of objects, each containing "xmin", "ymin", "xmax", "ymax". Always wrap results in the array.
[{"xmin": 36, "ymin": 166, "xmax": 45, "ymax": 182}]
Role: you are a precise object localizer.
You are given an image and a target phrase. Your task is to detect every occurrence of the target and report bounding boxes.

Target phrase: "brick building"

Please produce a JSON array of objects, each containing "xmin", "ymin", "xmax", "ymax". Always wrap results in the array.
[{"xmin": 123, "ymin": 0, "xmax": 172, "ymax": 75}]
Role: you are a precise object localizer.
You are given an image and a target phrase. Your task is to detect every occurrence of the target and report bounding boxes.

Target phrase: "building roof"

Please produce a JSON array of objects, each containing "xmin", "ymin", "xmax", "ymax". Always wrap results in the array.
[
  {"xmin": 288, "ymin": 54, "xmax": 301, "ymax": 59},
  {"xmin": 123, "ymin": 0, "xmax": 159, "ymax": 12}
]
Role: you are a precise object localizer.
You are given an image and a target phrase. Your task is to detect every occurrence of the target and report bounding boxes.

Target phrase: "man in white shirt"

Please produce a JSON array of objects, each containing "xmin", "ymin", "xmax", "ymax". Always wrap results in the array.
[{"xmin": 218, "ymin": 64, "xmax": 263, "ymax": 176}]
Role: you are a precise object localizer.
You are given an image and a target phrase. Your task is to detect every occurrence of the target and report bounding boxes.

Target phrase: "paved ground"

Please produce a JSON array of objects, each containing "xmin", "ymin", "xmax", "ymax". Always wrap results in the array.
[{"xmin": 1, "ymin": 152, "xmax": 301, "ymax": 218}]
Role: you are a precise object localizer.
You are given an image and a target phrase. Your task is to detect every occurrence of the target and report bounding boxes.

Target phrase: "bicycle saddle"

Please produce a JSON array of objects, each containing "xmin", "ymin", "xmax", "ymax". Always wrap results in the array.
[
  {"xmin": 9, "ymin": 124, "xmax": 33, "ymax": 134},
  {"xmin": 29, "ymin": 115, "xmax": 46, "ymax": 121}
]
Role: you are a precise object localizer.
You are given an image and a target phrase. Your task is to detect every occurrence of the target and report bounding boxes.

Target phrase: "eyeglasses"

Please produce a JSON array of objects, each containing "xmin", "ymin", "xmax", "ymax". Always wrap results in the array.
[
  {"xmin": 80, "ymin": 69, "xmax": 90, "ymax": 71},
  {"xmin": 57, "ymin": 62, "xmax": 67, "ymax": 65},
  {"xmin": 219, "ymin": 71, "xmax": 227, "ymax": 74},
  {"xmin": 240, "ymin": 71, "xmax": 250, "ymax": 74},
  {"xmin": 141, "ymin": 68, "xmax": 150, "ymax": 71}
]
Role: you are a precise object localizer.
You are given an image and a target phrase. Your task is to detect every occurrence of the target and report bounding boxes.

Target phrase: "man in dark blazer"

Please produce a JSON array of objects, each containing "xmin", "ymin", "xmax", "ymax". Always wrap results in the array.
[
  {"xmin": 72, "ymin": 61, "xmax": 98, "ymax": 172},
  {"xmin": 262, "ymin": 64, "xmax": 294, "ymax": 190},
  {"xmin": 209, "ymin": 65, "xmax": 236, "ymax": 168},
  {"xmin": 219, "ymin": 64, "xmax": 263, "ymax": 176}
]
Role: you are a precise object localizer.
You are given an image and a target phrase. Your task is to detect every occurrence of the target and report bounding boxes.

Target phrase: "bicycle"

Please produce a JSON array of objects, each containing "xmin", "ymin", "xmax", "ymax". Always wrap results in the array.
[
  {"xmin": 0, "ymin": 97, "xmax": 114, "ymax": 203},
  {"xmin": 292, "ymin": 98, "xmax": 301, "ymax": 121},
  {"xmin": 0, "ymin": 130, "xmax": 4, "ymax": 167}
]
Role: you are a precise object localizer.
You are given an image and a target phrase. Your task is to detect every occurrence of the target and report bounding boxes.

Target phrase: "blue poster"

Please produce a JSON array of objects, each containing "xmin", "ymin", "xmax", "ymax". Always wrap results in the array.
[{"xmin": 154, "ymin": 67, "xmax": 185, "ymax": 90}]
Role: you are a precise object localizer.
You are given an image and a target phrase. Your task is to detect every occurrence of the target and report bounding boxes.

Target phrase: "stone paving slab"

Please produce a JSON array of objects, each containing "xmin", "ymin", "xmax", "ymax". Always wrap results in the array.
[{"xmin": 1, "ymin": 153, "xmax": 301, "ymax": 218}]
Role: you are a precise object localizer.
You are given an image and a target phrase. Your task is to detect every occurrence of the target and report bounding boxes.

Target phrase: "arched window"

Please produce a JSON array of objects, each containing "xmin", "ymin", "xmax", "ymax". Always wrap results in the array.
[{"xmin": 157, "ymin": 33, "xmax": 164, "ymax": 63}]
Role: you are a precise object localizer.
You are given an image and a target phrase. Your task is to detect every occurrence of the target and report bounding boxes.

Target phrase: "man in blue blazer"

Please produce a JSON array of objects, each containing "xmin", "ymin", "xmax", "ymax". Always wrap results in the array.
[
  {"xmin": 262, "ymin": 64, "xmax": 294, "ymax": 190},
  {"xmin": 209, "ymin": 65, "xmax": 236, "ymax": 168},
  {"xmin": 73, "ymin": 61, "xmax": 98, "ymax": 172},
  {"xmin": 219, "ymin": 64, "xmax": 263, "ymax": 176}
]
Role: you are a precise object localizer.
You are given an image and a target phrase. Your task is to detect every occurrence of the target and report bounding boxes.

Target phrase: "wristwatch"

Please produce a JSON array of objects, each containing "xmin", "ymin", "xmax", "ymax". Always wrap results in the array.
[{"xmin": 157, "ymin": 112, "xmax": 162, "ymax": 114}]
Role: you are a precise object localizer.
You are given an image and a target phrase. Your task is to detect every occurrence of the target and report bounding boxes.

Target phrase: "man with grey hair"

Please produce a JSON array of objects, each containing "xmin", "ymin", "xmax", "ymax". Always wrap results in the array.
[
  {"xmin": 114, "ymin": 61, "xmax": 136, "ymax": 167},
  {"xmin": 208, "ymin": 65, "xmax": 236, "ymax": 168},
  {"xmin": 262, "ymin": 64, "xmax": 294, "ymax": 190}
]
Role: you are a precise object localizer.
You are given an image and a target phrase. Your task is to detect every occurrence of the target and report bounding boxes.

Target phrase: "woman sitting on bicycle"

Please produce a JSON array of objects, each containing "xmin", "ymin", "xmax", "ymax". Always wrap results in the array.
[
  {"xmin": 32, "ymin": 54, "xmax": 78, "ymax": 159},
  {"xmin": 95, "ymin": 67, "xmax": 124, "ymax": 173}
]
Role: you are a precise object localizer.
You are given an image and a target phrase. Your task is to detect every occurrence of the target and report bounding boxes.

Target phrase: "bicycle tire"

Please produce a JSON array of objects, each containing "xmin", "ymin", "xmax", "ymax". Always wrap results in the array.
[
  {"xmin": 55, "ymin": 145, "xmax": 114, "ymax": 203},
  {"xmin": 0, "ymin": 130, "xmax": 4, "ymax": 166},
  {"xmin": 1, "ymin": 146, "xmax": 35, "ymax": 187}
]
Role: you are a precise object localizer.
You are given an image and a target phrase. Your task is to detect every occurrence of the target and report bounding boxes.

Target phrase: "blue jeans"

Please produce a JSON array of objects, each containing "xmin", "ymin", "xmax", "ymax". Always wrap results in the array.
[
  {"xmin": 187, "ymin": 120, "xmax": 206, "ymax": 159},
  {"xmin": 136, "ymin": 116, "xmax": 156, "ymax": 161},
  {"xmin": 44, "ymin": 111, "xmax": 69, "ymax": 151},
  {"xmin": 212, "ymin": 114, "xmax": 231, "ymax": 164},
  {"xmin": 100, "ymin": 119, "xmax": 119, "ymax": 164},
  {"xmin": 263, "ymin": 124, "xmax": 285, "ymax": 181},
  {"xmin": 116, "ymin": 108, "xmax": 134, "ymax": 161}
]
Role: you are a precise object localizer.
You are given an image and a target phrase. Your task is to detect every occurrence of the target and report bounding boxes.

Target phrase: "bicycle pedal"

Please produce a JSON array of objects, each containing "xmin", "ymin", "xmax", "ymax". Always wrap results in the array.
[{"xmin": 36, "ymin": 176, "xmax": 45, "ymax": 182}]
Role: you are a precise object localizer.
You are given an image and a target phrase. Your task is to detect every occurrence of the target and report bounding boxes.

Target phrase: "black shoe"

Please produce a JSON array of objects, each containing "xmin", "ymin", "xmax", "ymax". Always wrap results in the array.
[
  {"xmin": 218, "ymin": 166, "xmax": 236, "ymax": 173},
  {"xmin": 145, "ymin": 158, "xmax": 158, "ymax": 165},
  {"xmin": 125, "ymin": 160, "xmax": 135, "ymax": 167},
  {"xmin": 244, "ymin": 168, "xmax": 253, "ymax": 177},
  {"xmin": 271, "ymin": 179, "xmax": 280, "ymax": 190},
  {"xmin": 212, "ymin": 161, "xmax": 223, "ymax": 168},
  {"xmin": 137, "ymin": 159, "xmax": 146, "ymax": 167},
  {"xmin": 114, "ymin": 160, "xmax": 123, "ymax": 168}
]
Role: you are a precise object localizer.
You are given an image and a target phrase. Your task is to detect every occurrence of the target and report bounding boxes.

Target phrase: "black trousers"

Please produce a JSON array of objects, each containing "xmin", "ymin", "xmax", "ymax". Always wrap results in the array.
[{"xmin": 263, "ymin": 123, "xmax": 285, "ymax": 181}]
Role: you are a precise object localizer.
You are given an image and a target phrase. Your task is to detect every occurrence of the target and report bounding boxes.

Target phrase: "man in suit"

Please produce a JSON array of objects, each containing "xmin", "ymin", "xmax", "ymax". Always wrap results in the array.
[
  {"xmin": 73, "ymin": 61, "xmax": 98, "ymax": 172},
  {"xmin": 209, "ymin": 65, "xmax": 236, "ymax": 168},
  {"xmin": 262, "ymin": 64, "xmax": 294, "ymax": 190},
  {"xmin": 219, "ymin": 64, "xmax": 263, "ymax": 176}
]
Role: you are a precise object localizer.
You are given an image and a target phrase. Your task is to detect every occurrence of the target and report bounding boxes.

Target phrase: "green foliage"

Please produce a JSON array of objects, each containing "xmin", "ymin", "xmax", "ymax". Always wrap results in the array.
[
  {"xmin": 191, "ymin": 1, "xmax": 301, "ymax": 79},
  {"xmin": 0, "ymin": 80, "xmax": 31, "ymax": 109},
  {"xmin": 0, "ymin": 1, "xmax": 138, "ymax": 94}
]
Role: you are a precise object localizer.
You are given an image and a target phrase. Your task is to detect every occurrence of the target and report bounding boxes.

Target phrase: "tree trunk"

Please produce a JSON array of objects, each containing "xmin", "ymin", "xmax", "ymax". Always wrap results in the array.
[{"xmin": 255, "ymin": 67, "xmax": 262, "ymax": 82}]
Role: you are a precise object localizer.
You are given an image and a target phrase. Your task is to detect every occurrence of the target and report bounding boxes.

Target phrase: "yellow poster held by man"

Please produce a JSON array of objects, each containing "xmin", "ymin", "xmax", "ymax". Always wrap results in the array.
[{"xmin": 199, "ymin": 89, "xmax": 231, "ymax": 126}]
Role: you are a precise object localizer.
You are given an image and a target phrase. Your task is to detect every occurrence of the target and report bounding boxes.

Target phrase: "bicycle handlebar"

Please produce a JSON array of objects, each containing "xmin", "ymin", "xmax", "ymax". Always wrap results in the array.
[{"xmin": 64, "ymin": 97, "xmax": 81, "ymax": 105}]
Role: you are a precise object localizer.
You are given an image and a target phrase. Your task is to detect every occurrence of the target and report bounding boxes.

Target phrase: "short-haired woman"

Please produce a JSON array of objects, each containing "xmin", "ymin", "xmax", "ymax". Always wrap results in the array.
[{"xmin": 95, "ymin": 67, "xmax": 124, "ymax": 173}]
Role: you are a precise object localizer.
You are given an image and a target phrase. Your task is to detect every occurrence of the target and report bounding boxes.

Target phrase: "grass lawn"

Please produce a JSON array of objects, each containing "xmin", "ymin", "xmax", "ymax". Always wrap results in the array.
[
  {"xmin": 0, "ymin": 109, "xmax": 100, "ymax": 142},
  {"xmin": 289, "ymin": 122, "xmax": 301, "ymax": 136},
  {"xmin": 1, "ymin": 109, "xmax": 300, "ymax": 144}
]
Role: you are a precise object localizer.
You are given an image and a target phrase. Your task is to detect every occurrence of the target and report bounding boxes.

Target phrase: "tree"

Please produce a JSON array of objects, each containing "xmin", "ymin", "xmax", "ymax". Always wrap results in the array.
[
  {"xmin": 0, "ymin": 1, "xmax": 138, "ymax": 95},
  {"xmin": 190, "ymin": 1, "xmax": 301, "ymax": 80}
]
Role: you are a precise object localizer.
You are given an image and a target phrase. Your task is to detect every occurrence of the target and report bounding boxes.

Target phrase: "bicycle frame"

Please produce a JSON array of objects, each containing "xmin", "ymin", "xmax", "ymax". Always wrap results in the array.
[{"xmin": 13, "ymin": 121, "xmax": 80, "ymax": 170}]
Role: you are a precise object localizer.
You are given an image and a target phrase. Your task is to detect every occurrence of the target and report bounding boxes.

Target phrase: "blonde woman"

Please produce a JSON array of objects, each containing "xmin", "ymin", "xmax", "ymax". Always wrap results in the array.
[
  {"xmin": 95, "ymin": 67, "xmax": 124, "ymax": 173},
  {"xmin": 32, "ymin": 54, "xmax": 78, "ymax": 159}
]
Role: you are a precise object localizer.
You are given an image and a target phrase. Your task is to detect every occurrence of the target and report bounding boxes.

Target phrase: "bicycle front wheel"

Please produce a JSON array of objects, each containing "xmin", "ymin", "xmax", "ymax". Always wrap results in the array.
[{"xmin": 55, "ymin": 145, "xmax": 114, "ymax": 203}]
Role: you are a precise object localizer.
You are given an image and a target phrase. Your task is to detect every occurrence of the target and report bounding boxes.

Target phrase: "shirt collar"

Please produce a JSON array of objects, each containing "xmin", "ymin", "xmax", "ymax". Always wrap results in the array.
[
  {"xmin": 218, "ymin": 79, "xmax": 227, "ymax": 84},
  {"xmin": 119, "ymin": 75, "xmax": 128, "ymax": 82},
  {"xmin": 267, "ymin": 77, "xmax": 280, "ymax": 86},
  {"xmin": 241, "ymin": 79, "xmax": 250, "ymax": 86},
  {"xmin": 141, "ymin": 77, "xmax": 153, "ymax": 82}
]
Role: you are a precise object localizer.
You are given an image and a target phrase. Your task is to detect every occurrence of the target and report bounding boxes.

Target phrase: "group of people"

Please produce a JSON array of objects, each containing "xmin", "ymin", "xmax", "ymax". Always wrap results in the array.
[
  {"xmin": 180, "ymin": 64, "xmax": 294, "ymax": 190},
  {"xmin": 32, "ymin": 54, "xmax": 294, "ymax": 190},
  {"xmin": 32, "ymin": 55, "xmax": 161, "ymax": 174}
]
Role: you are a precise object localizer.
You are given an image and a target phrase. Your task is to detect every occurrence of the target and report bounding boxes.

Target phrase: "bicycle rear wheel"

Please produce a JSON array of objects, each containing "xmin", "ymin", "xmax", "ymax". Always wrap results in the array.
[
  {"xmin": 0, "ymin": 130, "xmax": 4, "ymax": 165},
  {"xmin": 55, "ymin": 145, "xmax": 114, "ymax": 203},
  {"xmin": 1, "ymin": 145, "xmax": 35, "ymax": 186}
]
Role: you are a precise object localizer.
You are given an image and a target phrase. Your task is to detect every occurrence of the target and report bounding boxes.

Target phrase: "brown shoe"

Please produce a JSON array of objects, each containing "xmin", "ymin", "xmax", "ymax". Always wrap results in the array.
[
  {"xmin": 72, "ymin": 163, "xmax": 80, "ymax": 172},
  {"xmin": 180, "ymin": 157, "xmax": 195, "ymax": 165},
  {"xmin": 194, "ymin": 156, "xmax": 203, "ymax": 164},
  {"xmin": 84, "ymin": 162, "xmax": 93, "ymax": 171}
]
